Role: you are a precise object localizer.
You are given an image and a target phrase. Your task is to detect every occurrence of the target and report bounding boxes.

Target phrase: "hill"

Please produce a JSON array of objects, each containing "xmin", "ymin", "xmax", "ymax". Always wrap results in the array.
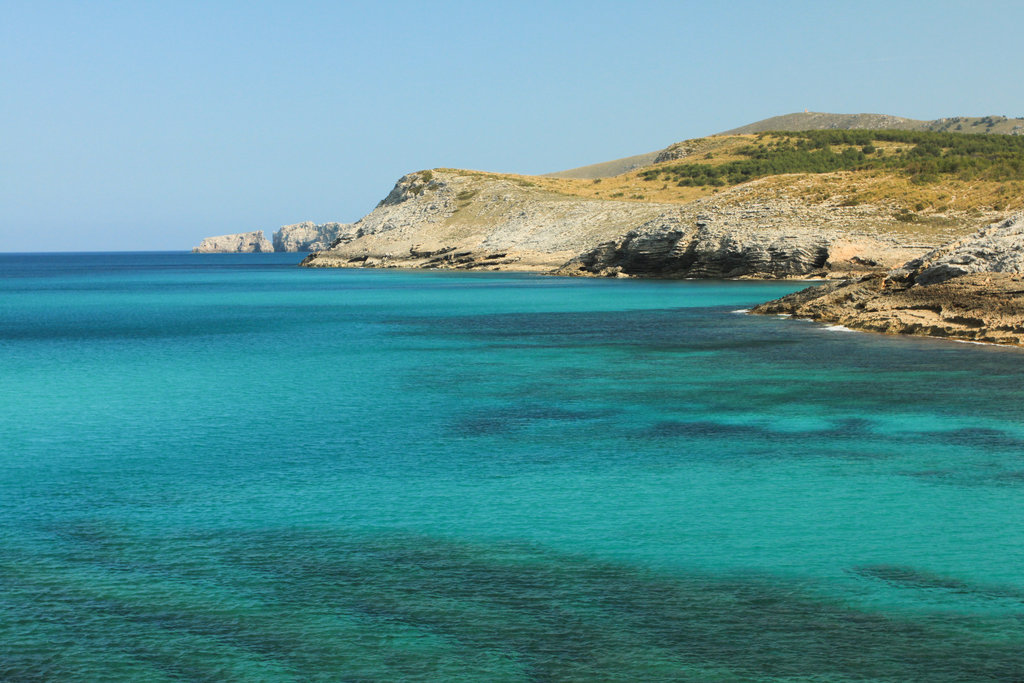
[
  {"xmin": 302, "ymin": 126, "xmax": 1024, "ymax": 278},
  {"xmin": 720, "ymin": 111, "xmax": 1024, "ymax": 136},
  {"xmin": 543, "ymin": 112, "xmax": 1024, "ymax": 180},
  {"xmin": 543, "ymin": 150, "xmax": 661, "ymax": 180}
]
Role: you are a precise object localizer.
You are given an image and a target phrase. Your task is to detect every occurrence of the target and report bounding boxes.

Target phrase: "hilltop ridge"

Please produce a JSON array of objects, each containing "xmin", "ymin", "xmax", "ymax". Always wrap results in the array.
[
  {"xmin": 542, "ymin": 112, "xmax": 1024, "ymax": 180},
  {"xmin": 719, "ymin": 111, "xmax": 1024, "ymax": 136}
]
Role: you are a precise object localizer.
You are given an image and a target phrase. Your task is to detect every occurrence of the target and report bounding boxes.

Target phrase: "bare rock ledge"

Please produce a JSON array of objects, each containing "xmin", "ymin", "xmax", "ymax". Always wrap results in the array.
[
  {"xmin": 299, "ymin": 170, "xmax": 944, "ymax": 279},
  {"xmin": 753, "ymin": 215, "xmax": 1024, "ymax": 346}
]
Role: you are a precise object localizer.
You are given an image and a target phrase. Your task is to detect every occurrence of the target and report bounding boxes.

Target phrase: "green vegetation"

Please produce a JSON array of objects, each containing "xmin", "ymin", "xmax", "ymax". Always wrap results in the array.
[{"xmin": 641, "ymin": 130, "xmax": 1024, "ymax": 188}]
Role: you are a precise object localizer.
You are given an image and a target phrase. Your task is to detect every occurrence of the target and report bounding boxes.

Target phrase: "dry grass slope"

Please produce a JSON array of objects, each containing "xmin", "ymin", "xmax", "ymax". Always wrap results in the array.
[{"xmin": 441, "ymin": 130, "xmax": 1024, "ymax": 245}]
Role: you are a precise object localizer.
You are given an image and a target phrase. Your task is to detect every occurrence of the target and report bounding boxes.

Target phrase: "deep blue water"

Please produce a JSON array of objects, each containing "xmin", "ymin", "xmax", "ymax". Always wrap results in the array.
[{"xmin": 2, "ymin": 252, "xmax": 1024, "ymax": 680}]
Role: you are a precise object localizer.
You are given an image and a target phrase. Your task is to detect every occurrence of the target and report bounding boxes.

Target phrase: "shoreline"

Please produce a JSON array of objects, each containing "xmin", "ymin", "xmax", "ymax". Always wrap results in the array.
[
  {"xmin": 751, "ymin": 272, "xmax": 1024, "ymax": 348},
  {"xmin": 297, "ymin": 255, "xmax": 1024, "ymax": 348}
]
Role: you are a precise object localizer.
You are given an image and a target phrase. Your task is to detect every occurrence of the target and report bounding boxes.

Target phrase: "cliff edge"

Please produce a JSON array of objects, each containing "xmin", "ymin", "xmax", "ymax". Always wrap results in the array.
[
  {"xmin": 193, "ymin": 222, "xmax": 352, "ymax": 253},
  {"xmin": 300, "ymin": 169, "xmax": 948, "ymax": 278},
  {"xmin": 272, "ymin": 222, "xmax": 352, "ymax": 252},
  {"xmin": 300, "ymin": 170, "xmax": 684, "ymax": 272}
]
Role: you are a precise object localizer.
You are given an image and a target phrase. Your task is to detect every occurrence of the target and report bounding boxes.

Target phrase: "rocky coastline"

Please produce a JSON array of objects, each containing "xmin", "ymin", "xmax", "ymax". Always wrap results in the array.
[
  {"xmin": 195, "ymin": 113, "xmax": 1024, "ymax": 347},
  {"xmin": 193, "ymin": 222, "xmax": 351, "ymax": 253},
  {"xmin": 295, "ymin": 169, "xmax": 1024, "ymax": 346},
  {"xmin": 298, "ymin": 170, "xmax": 957, "ymax": 279},
  {"xmin": 753, "ymin": 215, "xmax": 1024, "ymax": 346}
]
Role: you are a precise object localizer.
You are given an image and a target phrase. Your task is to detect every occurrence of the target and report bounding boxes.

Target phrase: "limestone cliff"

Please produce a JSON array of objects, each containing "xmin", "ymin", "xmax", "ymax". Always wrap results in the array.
[
  {"xmin": 301, "ymin": 169, "xmax": 951, "ymax": 279},
  {"xmin": 272, "ymin": 222, "xmax": 351, "ymax": 252},
  {"xmin": 753, "ymin": 215, "xmax": 1024, "ymax": 345},
  {"xmin": 556, "ymin": 195, "xmax": 928, "ymax": 279},
  {"xmin": 192, "ymin": 231, "xmax": 274, "ymax": 253},
  {"xmin": 300, "ymin": 170, "xmax": 684, "ymax": 271}
]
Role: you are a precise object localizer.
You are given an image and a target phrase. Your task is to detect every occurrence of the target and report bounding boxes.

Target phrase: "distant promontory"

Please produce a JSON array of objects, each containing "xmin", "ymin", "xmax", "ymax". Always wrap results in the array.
[{"xmin": 192, "ymin": 222, "xmax": 350, "ymax": 253}]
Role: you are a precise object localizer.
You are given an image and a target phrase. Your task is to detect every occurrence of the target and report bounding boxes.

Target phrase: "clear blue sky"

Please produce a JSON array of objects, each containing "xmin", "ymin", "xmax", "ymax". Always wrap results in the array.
[{"xmin": 3, "ymin": 0, "xmax": 1023, "ymax": 251}]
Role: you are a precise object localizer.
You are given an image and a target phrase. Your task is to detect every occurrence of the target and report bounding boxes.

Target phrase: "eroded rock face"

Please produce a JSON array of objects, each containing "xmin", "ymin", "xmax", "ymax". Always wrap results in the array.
[
  {"xmin": 272, "ymin": 222, "xmax": 352, "ymax": 252},
  {"xmin": 300, "ymin": 170, "xmax": 682, "ymax": 272},
  {"xmin": 561, "ymin": 207, "xmax": 862, "ymax": 279},
  {"xmin": 753, "ymin": 214, "xmax": 1024, "ymax": 345},
  {"xmin": 192, "ymin": 231, "xmax": 274, "ymax": 253},
  {"xmin": 894, "ymin": 215, "xmax": 1024, "ymax": 285},
  {"xmin": 301, "ymin": 170, "xmax": 945, "ymax": 278}
]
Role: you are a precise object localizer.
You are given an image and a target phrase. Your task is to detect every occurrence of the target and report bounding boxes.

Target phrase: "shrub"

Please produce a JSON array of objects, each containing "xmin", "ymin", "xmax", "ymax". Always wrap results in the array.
[{"xmin": 651, "ymin": 129, "xmax": 1024, "ymax": 188}]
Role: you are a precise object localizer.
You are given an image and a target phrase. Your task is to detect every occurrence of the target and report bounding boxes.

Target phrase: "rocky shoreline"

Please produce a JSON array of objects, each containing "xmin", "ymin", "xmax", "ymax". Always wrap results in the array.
[
  {"xmin": 190, "ymin": 121, "xmax": 1024, "ymax": 348},
  {"xmin": 753, "ymin": 215, "xmax": 1024, "ymax": 346},
  {"xmin": 297, "ymin": 170, "xmax": 966, "ymax": 280},
  {"xmin": 291, "ymin": 169, "xmax": 1024, "ymax": 346}
]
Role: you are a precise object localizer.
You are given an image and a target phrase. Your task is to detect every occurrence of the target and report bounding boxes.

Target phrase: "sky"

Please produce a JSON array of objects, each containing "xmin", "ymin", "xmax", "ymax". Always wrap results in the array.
[{"xmin": 3, "ymin": 0, "xmax": 1024, "ymax": 252}]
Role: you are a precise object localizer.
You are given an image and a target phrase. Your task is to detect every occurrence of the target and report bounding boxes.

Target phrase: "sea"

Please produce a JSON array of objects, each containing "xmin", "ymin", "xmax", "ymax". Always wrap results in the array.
[{"xmin": 2, "ymin": 251, "xmax": 1024, "ymax": 681}]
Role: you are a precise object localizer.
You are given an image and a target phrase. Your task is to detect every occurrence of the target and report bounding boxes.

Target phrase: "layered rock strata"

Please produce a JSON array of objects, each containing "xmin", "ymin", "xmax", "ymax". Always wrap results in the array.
[
  {"xmin": 753, "ymin": 215, "xmax": 1024, "ymax": 345},
  {"xmin": 192, "ymin": 231, "xmax": 275, "ymax": 253},
  {"xmin": 300, "ymin": 170, "xmax": 949, "ymax": 278},
  {"xmin": 301, "ymin": 170, "xmax": 681, "ymax": 271}
]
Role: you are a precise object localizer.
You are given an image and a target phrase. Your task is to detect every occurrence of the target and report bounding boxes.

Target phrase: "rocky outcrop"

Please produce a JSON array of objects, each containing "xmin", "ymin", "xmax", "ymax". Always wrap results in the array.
[
  {"xmin": 753, "ymin": 215, "xmax": 1024, "ymax": 345},
  {"xmin": 301, "ymin": 170, "xmax": 685, "ymax": 271},
  {"xmin": 192, "ymin": 231, "xmax": 274, "ymax": 253},
  {"xmin": 891, "ymin": 215, "xmax": 1024, "ymax": 285},
  {"xmin": 192, "ymin": 223, "xmax": 353, "ymax": 253},
  {"xmin": 557, "ymin": 199, "xmax": 930, "ymax": 279},
  {"xmin": 272, "ymin": 222, "xmax": 352, "ymax": 252},
  {"xmin": 300, "ymin": 170, "xmax": 955, "ymax": 277},
  {"xmin": 652, "ymin": 142, "xmax": 698, "ymax": 164},
  {"xmin": 559, "ymin": 213, "xmax": 831, "ymax": 279}
]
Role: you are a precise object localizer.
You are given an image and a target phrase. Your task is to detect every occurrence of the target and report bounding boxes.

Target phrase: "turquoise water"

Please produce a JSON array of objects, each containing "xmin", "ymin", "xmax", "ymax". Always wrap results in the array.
[{"xmin": 2, "ymin": 252, "xmax": 1024, "ymax": 680}]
